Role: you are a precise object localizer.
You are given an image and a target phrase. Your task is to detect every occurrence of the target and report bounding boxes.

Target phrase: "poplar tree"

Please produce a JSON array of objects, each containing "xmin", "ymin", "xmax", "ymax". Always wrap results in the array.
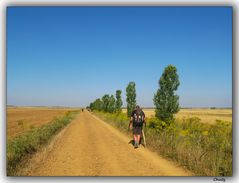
[
  {"xmin": 154, "ymin": 65, "xmax": 180, "ymax": 123},
  {"xmin": 108, "ymin": 95, "xmax": 116, "ymax": 113},
  {"xmin": 102, "ymin": 94, "xmax": 110, "ymax": 112},
  {"xmin": 126, "ymin": 82, "xmax": 136, "ymax": 117},
  {"xmin": 115, "ymin": 90, "xmax": 123, "ymax": 113}
]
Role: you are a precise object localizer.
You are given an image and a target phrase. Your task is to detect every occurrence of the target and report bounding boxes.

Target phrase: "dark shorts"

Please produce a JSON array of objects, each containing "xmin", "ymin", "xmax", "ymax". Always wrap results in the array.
[{"xmin": 133, "ymin": 126, "xmax": 142, "ymax": 135}]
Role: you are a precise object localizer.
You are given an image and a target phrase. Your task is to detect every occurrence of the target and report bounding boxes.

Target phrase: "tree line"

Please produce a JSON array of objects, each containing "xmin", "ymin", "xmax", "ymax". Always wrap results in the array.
[
  {"xmin": 89, "ymin": 90, "xmax": 123, "ymax": 114},
  {"xmin": 88, "ymin": 64, "xmax": 180, "ymax": 124}
]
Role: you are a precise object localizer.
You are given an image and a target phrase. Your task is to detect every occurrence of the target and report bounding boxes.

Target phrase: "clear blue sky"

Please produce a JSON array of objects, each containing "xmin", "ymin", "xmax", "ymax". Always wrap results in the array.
[{"xmin": 7, "ymin": 6, "xmax": 232, "ymax": 108}]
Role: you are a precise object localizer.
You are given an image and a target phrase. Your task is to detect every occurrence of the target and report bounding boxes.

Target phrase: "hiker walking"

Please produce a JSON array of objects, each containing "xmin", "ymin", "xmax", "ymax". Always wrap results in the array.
[{"xmin": 128, "ymin": 105, "xmax": 146, "ymax": 148}]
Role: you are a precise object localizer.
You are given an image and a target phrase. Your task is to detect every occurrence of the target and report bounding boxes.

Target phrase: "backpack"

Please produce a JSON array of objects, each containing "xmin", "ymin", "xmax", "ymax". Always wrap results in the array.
[{"xmin": 133, "ymin": 110, "xmax": 145, "ymax": 126}]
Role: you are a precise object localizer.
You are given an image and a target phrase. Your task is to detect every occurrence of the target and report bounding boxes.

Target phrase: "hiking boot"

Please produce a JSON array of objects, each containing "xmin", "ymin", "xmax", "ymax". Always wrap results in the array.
[{"xmin": 134, "ymin": 141, "xmax": 139, "ymax": 148}]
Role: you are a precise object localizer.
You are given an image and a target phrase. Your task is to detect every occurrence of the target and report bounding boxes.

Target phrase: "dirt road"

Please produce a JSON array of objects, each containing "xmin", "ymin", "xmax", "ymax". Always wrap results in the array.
[{"xmin": 30, "ymin": 111, "xmax": 192, "ymax": 176}]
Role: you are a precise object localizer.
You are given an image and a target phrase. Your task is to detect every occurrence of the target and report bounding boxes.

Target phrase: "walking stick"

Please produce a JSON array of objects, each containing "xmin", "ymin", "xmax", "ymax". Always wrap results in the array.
[{"xmin": 142, "ymin": 128, "xmax": 146, "ymax": 147}]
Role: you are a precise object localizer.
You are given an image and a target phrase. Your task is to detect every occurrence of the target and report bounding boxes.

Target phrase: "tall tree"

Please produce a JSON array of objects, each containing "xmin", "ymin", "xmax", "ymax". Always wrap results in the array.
[
  {"xmin": 89, "ymin": 102, "xmax": 93, "ymax": 110},
  {"xmin": 108, "ymin": 95, "xmax": 116, "ymax": 113},
  {"xmin": 102, "ymin": 94, "xmax": 110, "ymax": 112},
  {"xmin": 89, "ymin": 98, "xmax": 102, "ymax": 111},
  {"xmin": 153, "ymin": 64, "xmax": 180, "ymax": 123},
  {"xmin": 94, "ymin": 98, "xmax": 102, "ymax": 111},
  {"xmin": 115, "ymin": 90, "xmax": 123, "ymax": 113},
  {"xmin": 126, "ymin": 82, "xmax": 136, "ymax": 117}
]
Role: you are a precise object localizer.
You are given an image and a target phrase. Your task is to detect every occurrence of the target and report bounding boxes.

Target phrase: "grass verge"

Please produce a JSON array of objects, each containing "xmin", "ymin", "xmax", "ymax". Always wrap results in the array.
[
  {"xmin": 93, "ymin": 111, "xmax": 232, "ymax": 176},
  {"xmin": 7, "ymin": 110, "xmax": 79, "ymax": 176}
]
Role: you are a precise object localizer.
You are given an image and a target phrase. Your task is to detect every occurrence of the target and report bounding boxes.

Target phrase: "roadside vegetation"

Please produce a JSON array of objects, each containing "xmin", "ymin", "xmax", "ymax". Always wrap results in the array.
[
  {"xmin": 7, "ymin": 110, "xmax": 79, "ymax": 176},
  {"xmin": 94, "ymin": 111, "xmax": 232, "ymax": 176},
  {"xmin": 88, "ymin": 65, "xmax": 232, "ymax": 176}
]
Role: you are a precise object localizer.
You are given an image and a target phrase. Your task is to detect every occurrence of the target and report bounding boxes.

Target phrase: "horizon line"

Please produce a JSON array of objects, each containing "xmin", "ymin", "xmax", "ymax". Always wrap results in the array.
[{"xmin": 6, "ymin": 105, "xmax": 232, "ymax": 109}]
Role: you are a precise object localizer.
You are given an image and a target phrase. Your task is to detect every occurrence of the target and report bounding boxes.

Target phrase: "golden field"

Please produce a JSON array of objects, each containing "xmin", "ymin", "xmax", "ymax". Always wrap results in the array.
[
  {"xmin": 122, "ymin": 108, "xmax": 232, "ymax": 124},
  {"xmin": 7, "ymin": 107, "xmax": 74, "ymax": 139},
  {"xmin": 7, "ymin": 107, "xmax": 232, "ymax": 139}
]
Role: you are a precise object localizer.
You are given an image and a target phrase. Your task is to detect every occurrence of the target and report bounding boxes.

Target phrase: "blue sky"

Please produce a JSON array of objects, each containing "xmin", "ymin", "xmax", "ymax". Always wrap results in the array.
[{"xmin": 7, "ymin": 7, "xmax": 232, "ymax": 108}]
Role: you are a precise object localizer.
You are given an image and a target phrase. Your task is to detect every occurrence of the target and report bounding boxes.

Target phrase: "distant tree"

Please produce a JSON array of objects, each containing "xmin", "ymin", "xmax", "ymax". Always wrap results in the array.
[
  {"xmin": 153, "ymin": 64, "xmax": 180, "ymax": 123},
  {"xmin": 115, "ymin": 90, "xmax": 123, "ymax": 113},
  {"xmin": 108, "ymin": 95, "xmax": 116, "ymax": 113},
  {"xmin": 126, "ymin": 82, "xmax": 137, "ymax": 117},
  {"xmin": 89, "ymin": 102, "xmax": 93, "ymax": 110},
  {"xmin": 102, "ymin": 94, "xmax": 110, "ymax": 112},
  {"xmin": 94, "ymin": 98, "xmax": 102, "ymax": 111},
  {"xmin": 89, "ymin": 98, "xmax": 102, "ymax": 111}
]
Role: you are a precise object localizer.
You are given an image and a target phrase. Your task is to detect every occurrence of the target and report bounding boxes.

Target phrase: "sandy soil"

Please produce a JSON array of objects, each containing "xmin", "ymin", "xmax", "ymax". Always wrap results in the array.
[{"xmin": 29, "ymin": 111, "xmax": 192, "ymax": 176}]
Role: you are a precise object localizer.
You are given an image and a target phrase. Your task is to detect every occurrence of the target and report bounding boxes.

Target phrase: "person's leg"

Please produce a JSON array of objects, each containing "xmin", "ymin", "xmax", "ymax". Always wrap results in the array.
[
  {"xmin": 135, "ymin": 132, "xmax": 141, "ymax": 148},
  {"xmin": 137, "ymin": 135, "xmax": 141, "ymax": 145},
  {"xmin": 132, "ymin": 127, "xmax": 137, "ymax": 146},
  {"xmin": 133, "ymin": 134, "xmax": 137, "ymax": 144},
  {"xmin": 133, "ymin": 135, "xmax": 139, "ymax": 148},
  {"xmin": 134, "ymin": 136, "xmax": 139, "ymax": 148},
  {"xmin": 133, "ymin": 130, "xmax": 139, "ymax": 147},
  {"xmin": 135, "ymin": 135, "xmax": 138, "ymax": 143},
  {"xmin": 133, "ymin": 127, "xmax": 142, "ymax": 148}
]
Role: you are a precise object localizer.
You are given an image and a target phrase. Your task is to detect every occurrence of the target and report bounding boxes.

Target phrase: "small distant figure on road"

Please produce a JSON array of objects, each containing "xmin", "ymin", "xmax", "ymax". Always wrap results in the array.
[
  {"xmin": 128, "ymin": 105, "xmax": 146, "ymax": 148},
  {"xmin": 82, "ymin": 108, "xmax": 84, "ymax": 112}
]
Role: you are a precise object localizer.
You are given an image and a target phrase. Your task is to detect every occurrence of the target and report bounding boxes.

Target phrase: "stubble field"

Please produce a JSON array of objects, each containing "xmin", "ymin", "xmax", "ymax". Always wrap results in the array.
[
  {"xmin": 122, "ymin": 108, "xmax": 232, "ymax": 124},
  {"xmin": 7, "ymin": 107, "xmax": 75, "ymax": 139}
]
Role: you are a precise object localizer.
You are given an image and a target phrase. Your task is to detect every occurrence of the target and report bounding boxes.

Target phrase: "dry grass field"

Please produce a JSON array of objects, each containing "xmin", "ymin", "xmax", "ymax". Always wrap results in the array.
[
  {"xmin": 7, "ymin": 107, "xmax": 75, "ymax": 139},
  {"xmin": 122, "ymin": 108, "xmax": 232, "ymax": 124}
]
